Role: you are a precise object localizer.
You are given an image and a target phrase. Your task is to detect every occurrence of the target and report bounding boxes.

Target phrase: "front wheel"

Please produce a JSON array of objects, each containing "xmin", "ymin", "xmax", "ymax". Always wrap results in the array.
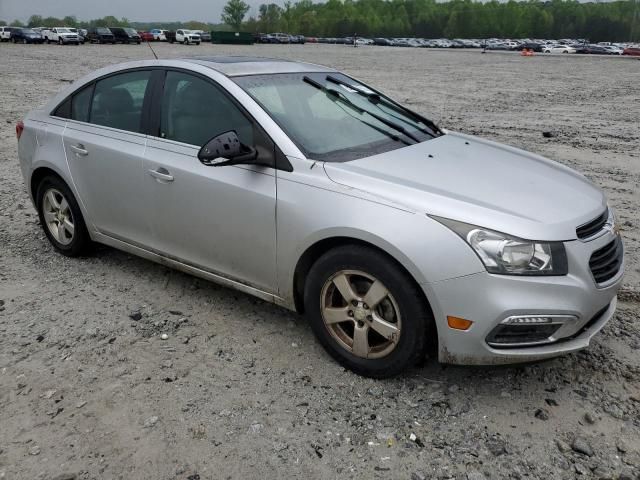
[
  {"xmin": 58, "ymin": 38, "xmax": 63, "ymax": 45},
  {"xmin": 304, "ymin": 245, "xmax": 433, "ymax": 378},
  {"xmin": 36, "ymin": 176, "xmax": 92, "ymax": 257}
]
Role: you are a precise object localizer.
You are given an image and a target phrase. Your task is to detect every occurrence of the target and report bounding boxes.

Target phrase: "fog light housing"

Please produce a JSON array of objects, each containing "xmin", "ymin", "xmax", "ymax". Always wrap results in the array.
[{"xmin": 486, "ymin": 315, "xmax": 577, "ymax": 348}]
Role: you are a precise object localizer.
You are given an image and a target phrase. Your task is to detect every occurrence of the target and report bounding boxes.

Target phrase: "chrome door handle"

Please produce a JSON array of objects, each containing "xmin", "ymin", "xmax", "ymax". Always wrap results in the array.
[
  {"xmin": 148, "ymin": 168, "xmax": 174, "ymax": 182},
  {"xmin": 70, "ymin": 144, "xmax": 88, "ymax": 156}
]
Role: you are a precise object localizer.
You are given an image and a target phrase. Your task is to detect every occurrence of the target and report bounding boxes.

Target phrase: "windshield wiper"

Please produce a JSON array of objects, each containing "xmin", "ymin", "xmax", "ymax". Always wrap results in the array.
[
  {"xmin": 326, "ymin": 75, "xmax": 441, "ymax": 136},
  {"xmin": 303, "ymin": 76, "xmax": 421, "ymax": 144}
]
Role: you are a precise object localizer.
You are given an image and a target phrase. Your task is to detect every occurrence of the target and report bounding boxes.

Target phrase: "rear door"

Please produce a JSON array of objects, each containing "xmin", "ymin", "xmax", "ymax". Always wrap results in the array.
[
  {"xmin": 62, "ymin": 69, "xmax": 157, "ymax": 247},
  {"xmin": 142, "ymin": 69, "xmax": 278, "ymax": 292}
]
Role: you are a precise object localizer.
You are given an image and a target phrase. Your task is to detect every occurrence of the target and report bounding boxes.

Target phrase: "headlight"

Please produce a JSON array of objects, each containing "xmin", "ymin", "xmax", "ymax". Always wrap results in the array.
[{"xmin": 434, "ymin": 217, "xmax": 568, "ymax": 276}]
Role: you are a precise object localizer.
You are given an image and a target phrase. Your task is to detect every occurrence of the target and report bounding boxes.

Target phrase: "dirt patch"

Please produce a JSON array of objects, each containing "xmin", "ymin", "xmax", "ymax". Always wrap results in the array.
[{"xmin": 1, "ymin": 44, "xmax": 639, "ymax": 479}]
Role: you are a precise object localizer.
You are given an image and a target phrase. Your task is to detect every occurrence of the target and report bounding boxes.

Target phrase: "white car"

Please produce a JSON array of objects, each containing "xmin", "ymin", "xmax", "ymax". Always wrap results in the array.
[
  {"xmin": 175, "ymin": 29, "xmax": 201, "ymax": 45},
  {"xmin": 543, "ymin": 44, "xmax": 576, "ymax": 54},
  {"xmin": 603, "ymin": 46, "xmax": 623, "ymax": 55},
  {"xmin": 150, "ymin": 29, "xmax": 167, "ymax": 41},
  {"xmin": 42, "ymin": 27, "xmax": 81, "ymax": 45}
]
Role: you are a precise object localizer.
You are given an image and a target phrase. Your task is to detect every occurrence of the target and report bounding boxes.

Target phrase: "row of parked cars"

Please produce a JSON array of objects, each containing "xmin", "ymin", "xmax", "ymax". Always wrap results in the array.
[
  {"xmin": 255, "ymin": 33, "xmax": 306, "ymax": 44},
  {"xmin": 0, "ymin": 26, "xmax": 213, "ymax": 45},
  {"xmin": 305, "ymin": 35, "xmax": 640, "ymax": 55}
]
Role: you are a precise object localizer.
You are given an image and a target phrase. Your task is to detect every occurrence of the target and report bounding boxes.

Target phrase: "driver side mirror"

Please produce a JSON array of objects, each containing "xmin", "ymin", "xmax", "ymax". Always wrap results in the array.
[{"xmin": 198, "ymin": 130, "xmax": 258, "ymax": 167}]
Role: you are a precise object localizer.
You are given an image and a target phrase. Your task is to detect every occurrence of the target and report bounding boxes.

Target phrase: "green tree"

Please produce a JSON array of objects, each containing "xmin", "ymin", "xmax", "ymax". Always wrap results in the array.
[
  {"xmin": 27, "ymin": 15, "xmax": 43, "ymax": 27},
  {"xmin": 221, "ymin": 0, "xmax": 250, "ymax": 29},
  {"xmin": 10, "ymin": 19, "xmax": 25, "ymax": 27}
]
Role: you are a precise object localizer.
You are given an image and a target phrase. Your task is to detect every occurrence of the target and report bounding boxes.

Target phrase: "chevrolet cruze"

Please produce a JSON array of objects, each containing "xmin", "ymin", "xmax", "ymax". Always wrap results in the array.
[{"xmin": 16, "ymin": 56, "xmax": 624, "ymax": 377}]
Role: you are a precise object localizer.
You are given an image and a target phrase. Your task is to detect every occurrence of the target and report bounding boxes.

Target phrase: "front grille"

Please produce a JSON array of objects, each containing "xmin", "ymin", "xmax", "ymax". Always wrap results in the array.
[
  {"xmin": 577, "ymin": 209, "xmax": 608, "ymax": 240},
  {"xmin": 589, "ymin": 236, "xmax": 623, "ymax": 284}
]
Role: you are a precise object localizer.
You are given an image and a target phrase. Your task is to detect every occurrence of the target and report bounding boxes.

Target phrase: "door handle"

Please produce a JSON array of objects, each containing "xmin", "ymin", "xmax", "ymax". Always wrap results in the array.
[
  {"xmin": 148, "ymin": 168, "xmax": 174, "ymax": 182},
  {"xmin": 70, "ymin": 144, "xmax": 88, "ymax": 156}
]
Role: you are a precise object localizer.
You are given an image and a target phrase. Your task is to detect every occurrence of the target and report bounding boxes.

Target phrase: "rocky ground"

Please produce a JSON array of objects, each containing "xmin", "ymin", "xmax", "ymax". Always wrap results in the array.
[{"xmin": 0, "ymin": 43, "xmax": 638, "ymax": 480}]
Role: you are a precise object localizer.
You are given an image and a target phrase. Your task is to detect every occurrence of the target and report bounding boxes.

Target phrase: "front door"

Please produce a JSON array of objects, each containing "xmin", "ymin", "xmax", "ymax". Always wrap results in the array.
[{"xmin": 143, "ymin": 70, "xmax": 278, "ymax": 292}]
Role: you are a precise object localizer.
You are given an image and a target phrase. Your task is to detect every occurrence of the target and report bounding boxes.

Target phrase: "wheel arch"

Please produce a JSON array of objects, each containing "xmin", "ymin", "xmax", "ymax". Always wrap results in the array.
[
  {"xmin": 30, "ymin": 166, "xmax": 67, "ymax": 204},
  {"xmin": 292, "ymin": 235, "xmax": 438, "ymax": 356}
]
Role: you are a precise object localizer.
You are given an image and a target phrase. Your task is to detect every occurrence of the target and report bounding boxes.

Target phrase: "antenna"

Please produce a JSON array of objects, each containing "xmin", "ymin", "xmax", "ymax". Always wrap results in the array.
[{"xmin": 146, "ymin": 40, "xmax": 159, "ymax": 60}]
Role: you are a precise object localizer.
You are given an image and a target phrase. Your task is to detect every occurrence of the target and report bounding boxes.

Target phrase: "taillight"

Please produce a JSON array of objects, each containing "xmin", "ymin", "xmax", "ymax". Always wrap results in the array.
[{"xmin": 16, "ymin": 120, "xmax": 24, "ymax": 140}]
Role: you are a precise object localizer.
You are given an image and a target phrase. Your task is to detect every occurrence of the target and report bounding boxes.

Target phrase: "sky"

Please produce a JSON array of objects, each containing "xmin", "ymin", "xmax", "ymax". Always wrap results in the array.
[{"xmin": 0, "ymin": 0, "xmax": 263, "ymax": 23}]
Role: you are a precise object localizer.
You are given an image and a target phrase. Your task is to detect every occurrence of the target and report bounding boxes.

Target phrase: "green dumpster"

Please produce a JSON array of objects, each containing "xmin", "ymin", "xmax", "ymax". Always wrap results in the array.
[{"xmin": 210, "ymin": 31, "xmax": 254, "ymax": 45}]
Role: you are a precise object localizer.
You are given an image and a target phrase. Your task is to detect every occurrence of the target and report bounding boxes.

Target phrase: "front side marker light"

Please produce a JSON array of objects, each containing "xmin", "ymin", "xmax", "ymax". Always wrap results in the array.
[{"xmin": 447, "ymin": 316, "xmax": 474, "ymax": 331}]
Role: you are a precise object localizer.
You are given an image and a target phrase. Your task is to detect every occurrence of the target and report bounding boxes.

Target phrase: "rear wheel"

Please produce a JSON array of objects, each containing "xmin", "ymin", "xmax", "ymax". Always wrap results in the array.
[
  {"xmin": 36, "ymin": 176, "xmax": 92, "ymax": 257},
  {"xmin": 304, "ymin": 245, "xmax": 433, "ymax": 378}
]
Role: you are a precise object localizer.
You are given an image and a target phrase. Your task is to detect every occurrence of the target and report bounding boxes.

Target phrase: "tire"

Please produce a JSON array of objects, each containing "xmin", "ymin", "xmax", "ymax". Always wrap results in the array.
[
  {"xmin": 36, "ymin": 175, "xmax": 92, "ymax": 257},
  {"xmin": 58, "ymin": 38, "xmax": 63, "ymax": 45},
  {"xmin": 304, "ymin": 245, "xmax": 433, "ymax": 378}
]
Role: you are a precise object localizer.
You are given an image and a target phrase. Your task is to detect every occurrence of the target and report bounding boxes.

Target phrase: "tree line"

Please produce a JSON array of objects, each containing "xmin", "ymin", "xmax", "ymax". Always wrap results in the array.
[
  {"xmin": 243, "ymin": 0, "xmax": 638, "ymax": 42},
  {"xmin": 2, "ymin": 0, "xmax": 638, "ymax": 43}
]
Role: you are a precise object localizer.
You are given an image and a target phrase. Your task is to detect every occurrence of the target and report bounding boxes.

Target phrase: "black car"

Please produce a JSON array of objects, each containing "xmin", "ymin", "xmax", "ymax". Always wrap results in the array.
[
  {"xmin": 515, "ymin": 42, "xmax": 543, "ymax": 52},
  {"xmin": 109, "ymin": 27, "xmax": 142, "ymax": 44},
  {"xmin": 86, "ymin": 27, "xmax": 116, "ymax": 44},
  {"xmin": 575, "ymin": 44, "xmax": 613, "ymax": 55},
  {"xmin": 10, "ymin": 28, "xmax": 45, "ymax": 44}
]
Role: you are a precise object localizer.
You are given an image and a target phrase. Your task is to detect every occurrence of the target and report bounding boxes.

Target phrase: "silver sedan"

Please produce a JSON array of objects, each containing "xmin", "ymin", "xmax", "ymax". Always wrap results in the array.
[{"xmin": 16, "ymin": 56, "xmax": 624, "ymax": 377}]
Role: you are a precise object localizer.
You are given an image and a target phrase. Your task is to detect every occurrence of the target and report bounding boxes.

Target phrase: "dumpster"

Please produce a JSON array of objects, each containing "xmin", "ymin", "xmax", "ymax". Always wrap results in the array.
[{"xmin": 210, "ymin": 31, "xmax": 254, "ymax": 45}]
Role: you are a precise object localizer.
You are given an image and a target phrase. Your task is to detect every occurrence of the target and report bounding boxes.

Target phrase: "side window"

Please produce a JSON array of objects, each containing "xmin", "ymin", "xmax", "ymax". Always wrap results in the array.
[
  {"xmin": 71, "ymin": 84, "xmax": 93, "ymax": 122},
  {"xmin": 160, "ymin": 71, "xmax": 254, "ymax": 147},
  {"xmin": 90, "ymin": 70, "xmax": 151, "ymax": 133}
]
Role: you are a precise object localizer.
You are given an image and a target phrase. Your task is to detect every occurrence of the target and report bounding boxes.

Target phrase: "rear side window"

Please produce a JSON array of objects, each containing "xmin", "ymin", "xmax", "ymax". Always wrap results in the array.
[
  {"xmin": 71, "ymin": 84, "xmax": 93, "ymax": 122},
  {"xmin": 90, "ymin": 70, "xmax": 151, "ymax": 133}
]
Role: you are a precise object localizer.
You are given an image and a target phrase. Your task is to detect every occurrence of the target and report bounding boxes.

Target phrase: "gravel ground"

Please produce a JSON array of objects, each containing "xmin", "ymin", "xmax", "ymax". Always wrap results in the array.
[{"xmin": 0, "ymin": 43, "xmax": 639, "ymax": 480}]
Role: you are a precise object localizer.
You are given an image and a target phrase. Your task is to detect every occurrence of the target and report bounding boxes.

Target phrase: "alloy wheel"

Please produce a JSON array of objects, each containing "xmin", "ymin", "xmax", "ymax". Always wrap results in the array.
[
  {"xmin": 320, "ymin": 270, "xmax": 401, "ymax": 359},
  {"xmin": 42, "ymin": 188, "xmax": 75, "ymax": 245}
]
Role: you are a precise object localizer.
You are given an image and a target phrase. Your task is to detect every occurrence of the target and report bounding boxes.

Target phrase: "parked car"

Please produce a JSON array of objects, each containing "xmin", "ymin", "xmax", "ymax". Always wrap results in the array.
[
  {"xmin": 622, "ymin": 46, "xmax": 640, "ymax": 56},
  {"xmin": 9, "ymin": 28, "xmax": 45, "ymax": 44},
  {"xmin": 171, "ymin": 29, "xmax": 201, "ymax": 45},
  {"xmin": 16, "ymin": 57, "xmax": 624, "ymax": 377},
  {"xmin": 194, "ymin": 30, "xmax": 211, "ymax": 43},
  {"xmin": 42, "ymin": 27, "xmax": 81, "ymax": 45},
  {"xmin": 0, "ymin": 26, "xmax": 18, "ymax": 41},
  {"xmin": 86, "ymin": 27, "xmax": 116, "ymax": 44},
  {"xmin": 543, "ymin": 44, "xmax": 576, "ymax": 54},
  {"xmin": 109, "ymin": 27, "xmax": 142, "ymax": 44},
  {"xmin": 150, "ymin": 29, "xmax": 168, "ymax": 41},
  {"xmin": 139, "ymin": 31, "xmax": 155, "ymax": 42},
  {"xmin": 272, "ymin": 32, "xmax": 290, "ymax": 44},
  {"xmin": 68, "ymin": 28, "xmax": 86, "ymax": 44},
  {"xmin": 575, "ymin": 45, "xmax": 614, "ymax": 55},
  {"xmin": 603, "ymin": 45, "xmax": 623, "ymax": 55}
]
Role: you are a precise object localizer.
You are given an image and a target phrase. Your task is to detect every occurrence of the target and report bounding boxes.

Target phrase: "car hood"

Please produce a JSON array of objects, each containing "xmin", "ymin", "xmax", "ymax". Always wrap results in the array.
[{"xmin": 322, "ymin": 132, "xmax": 606, "ymax": 241}]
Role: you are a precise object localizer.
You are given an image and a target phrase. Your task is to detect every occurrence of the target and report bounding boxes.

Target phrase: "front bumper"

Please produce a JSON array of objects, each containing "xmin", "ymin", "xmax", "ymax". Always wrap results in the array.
[{"xmin": 424, "ymin": 231, "xmax": 624, "ymax": 365}]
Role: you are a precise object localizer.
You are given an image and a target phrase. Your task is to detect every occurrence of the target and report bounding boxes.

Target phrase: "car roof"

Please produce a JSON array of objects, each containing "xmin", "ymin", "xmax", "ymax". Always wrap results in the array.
[{"xmin": 184, "ymin": 56, "xmax": 334, "ymax": 77}]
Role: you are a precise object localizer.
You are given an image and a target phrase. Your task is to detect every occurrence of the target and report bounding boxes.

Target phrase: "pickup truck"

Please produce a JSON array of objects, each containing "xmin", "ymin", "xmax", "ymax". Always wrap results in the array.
[
  {"xmin": 167, "ymin": 29, "xmax": 201, "ymax": 45},
  {"xmin": 42, "ymin": 27, "xmax": 81, "ymax": 45}
]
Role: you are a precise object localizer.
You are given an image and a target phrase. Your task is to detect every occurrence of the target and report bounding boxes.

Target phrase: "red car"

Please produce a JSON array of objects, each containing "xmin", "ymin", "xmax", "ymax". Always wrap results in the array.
[
  {"xmin": 622, "ymin": 47, "xmax": 640, "ymax": 56},
  {"xmin": 139, "ymin": 31, "xmax": 155, "ymax": 42}
]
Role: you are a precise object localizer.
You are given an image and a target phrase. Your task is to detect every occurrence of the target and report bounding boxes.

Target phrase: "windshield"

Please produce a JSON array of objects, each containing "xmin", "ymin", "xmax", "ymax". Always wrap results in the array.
[
  {"xmin": 58, "ymin": 28, "xmax": 72, "ymax": 33},
  {"xmin": 124, "ymin": 28, "xmax": 138, "ymax": 35},
  {"xmin": 22, "ymin": 29, "xmax": 37, "ymax": 34},
  {"xmin": 234, "ymin": 72, "xmax": 437, "ymax": 162},
  {"xmin": 97, "ymin": 28, "xmax": 111, "ymax": 34}
]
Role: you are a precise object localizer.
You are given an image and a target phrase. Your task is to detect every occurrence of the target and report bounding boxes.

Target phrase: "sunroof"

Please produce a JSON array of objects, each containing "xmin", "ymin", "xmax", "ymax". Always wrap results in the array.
[{"xmin": 190, "ymin": 56, "xmax": 287, "ymax": 64}]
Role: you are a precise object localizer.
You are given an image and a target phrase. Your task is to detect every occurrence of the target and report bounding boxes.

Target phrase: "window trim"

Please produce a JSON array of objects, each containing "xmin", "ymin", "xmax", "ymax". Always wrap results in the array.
[
  {"xmin": 151, "ymin": 67, "xmax": 292, "ymax": 172},
  {"xmin": 50, "ymin": 67, "xmax": 163, "ymax": 137}
]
